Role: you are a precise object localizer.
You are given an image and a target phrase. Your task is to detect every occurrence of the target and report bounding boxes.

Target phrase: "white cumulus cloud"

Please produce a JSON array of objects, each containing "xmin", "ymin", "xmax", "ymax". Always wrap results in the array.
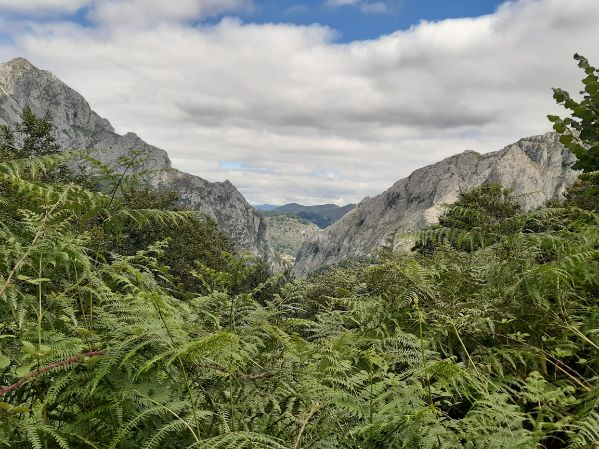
[
  {"xmin": 324, "ymin": 0, "xmax": 360, "ymax": 7},
  {"xmin": 89, "ymin": 0, "xmax": 254, "ymax": 27},
  {"xmin": 324, "ymin": 0, "xmax": 390, "ymax": 13},
  {"xmin": 0, "ymin": 0, "xmax": 253, "ymax": 23},
  {"xmin": 0, "ymin": 0, "xmax": 89, "ymax": 14}
]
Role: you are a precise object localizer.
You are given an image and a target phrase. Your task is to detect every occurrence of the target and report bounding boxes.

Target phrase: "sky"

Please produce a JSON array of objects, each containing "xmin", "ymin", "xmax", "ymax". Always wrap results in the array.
[{"xmin": 0, "ymin": 0, "xmax": 598, "ymax": 206}]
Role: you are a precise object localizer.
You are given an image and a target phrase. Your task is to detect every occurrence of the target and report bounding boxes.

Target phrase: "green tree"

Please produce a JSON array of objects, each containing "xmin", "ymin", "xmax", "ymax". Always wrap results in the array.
[
  {"xmin": 416, "ymin": 184, "xmax": 523, "ymax": 252},
  {"xmin": 564, "ymin": 179, "xmax": 599, "ymax": 211},
  {"xmin": 548, "ymin": 54, "xmax": 599, "ymax": 175},
  {"xmin": 0, "ymin": 107, "xmax": 89, "ymax": 186},
  {"xmin": 0, "ymin": 107, "xmax": 60, "ymax": 160},
  {"xmin": 117, "ymin": 186, "xmax": 235, "ymax": 291},
  {"xmin": 438, "ymin": 184, "xmax": 521, "ymax": 229}
]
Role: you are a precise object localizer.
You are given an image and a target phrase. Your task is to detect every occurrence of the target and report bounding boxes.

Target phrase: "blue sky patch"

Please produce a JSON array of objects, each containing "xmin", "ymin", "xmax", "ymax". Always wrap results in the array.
[
  {"xmin": 234, "ymin": 0, "xmax": 506, "ymax": 42},
  {"xmin": 56, "ymin": 0, "xmax": 508, "ymax": 42}
]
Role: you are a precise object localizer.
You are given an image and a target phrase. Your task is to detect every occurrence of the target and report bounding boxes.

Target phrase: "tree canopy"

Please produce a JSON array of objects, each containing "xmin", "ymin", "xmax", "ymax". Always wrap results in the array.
[{"xmin": 549, "ymin": 54, "xmax": 599, "ymax": 176}]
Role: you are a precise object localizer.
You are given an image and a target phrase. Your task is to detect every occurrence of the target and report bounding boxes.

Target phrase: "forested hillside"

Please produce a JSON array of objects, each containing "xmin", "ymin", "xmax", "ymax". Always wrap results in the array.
[{"xmin": 0, "ymin": 54, "xmax": 598, "ymax": 448}]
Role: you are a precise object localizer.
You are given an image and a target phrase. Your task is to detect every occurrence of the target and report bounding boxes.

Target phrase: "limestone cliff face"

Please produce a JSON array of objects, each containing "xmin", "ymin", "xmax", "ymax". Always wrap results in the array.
[
  {"xmin": 293, "ymin": 133, "xmax": 578, "ymax": 277},
  {"xmin": 0, "ymin": 57, "xmax": 275, "ymax": 263},
  {"xmin": 0, "ymin": 57, "xmax": 170, "ymax": 170},
  {"xmin": 152, "ymin": 170, "xmax": 276, "ymax": 262}
]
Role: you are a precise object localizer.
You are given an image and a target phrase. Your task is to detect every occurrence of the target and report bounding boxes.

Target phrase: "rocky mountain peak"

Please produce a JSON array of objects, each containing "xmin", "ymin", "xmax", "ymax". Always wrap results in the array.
[
  {"xmin": 293, "ymin": 132, "xmax": 578, "ymax": 277},
  {"xmin": 0, "ymin": 57, "xmax": 277, "ymax": 265},
  {"xmin": 0, "ymin": 58, "xmax": 141, "ymax": 165},
  {"xmin": 1, "ymin": 57, "xmax": 35, "ymax": 74}
]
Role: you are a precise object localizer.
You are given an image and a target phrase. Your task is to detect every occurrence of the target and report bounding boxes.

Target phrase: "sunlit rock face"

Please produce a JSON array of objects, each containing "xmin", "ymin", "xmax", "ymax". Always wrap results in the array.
[
  {"xmin": 293, "ymin": 133, "xmax": 578, "ymax": 277},
  {"xmin": 0, "ymin": 57, "xmax": 276, "ymax": 264},
  {"xmin": 151, "ymin": 171, "xmax": 276, "ymax": 264},
  {"xmin": 0, "ymin": 57, "xmax": 170, "ymax": 170}
]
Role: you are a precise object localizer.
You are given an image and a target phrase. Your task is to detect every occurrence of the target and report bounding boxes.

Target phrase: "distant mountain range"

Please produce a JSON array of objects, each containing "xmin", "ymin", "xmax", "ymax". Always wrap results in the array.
[
  {"xmin": 258, "ymin": 203, "xmax": 356, "ymax": 228},
  {"xmin": 254, "ymin": 204, "xmax": 279, "ymax": 211}
]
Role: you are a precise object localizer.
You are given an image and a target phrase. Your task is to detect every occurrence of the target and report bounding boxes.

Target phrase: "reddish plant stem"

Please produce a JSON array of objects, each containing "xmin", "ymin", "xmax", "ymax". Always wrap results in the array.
[{"xmin": 0, "ymin": 350, "xmax": 105, "ymax": 398}]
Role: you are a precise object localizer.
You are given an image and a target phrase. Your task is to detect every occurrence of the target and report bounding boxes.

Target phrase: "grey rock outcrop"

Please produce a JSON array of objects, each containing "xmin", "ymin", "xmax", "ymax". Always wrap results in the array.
[
  {"xmin": 0, "ymin": 57, "xmax": 170, "ymax": 170},
  {"xmin": 0, "ymin": 57, "xmax": 275, "ymax": 263},
  {"xmin": 293, "ymin": 133, "xmax": 578, "ymax": 277},
  {"xmin": 152, "ymin": 170, "xmax": 275, "ymax": 261}
]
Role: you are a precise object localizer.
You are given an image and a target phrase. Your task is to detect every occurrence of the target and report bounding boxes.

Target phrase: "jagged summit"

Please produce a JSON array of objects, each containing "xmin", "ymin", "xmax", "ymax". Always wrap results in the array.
[
  {"xmin": 3, "ymin": 57, "xmax": 35, "ymax": 70},
  {"xmin": 0, "ymin": 57, "xmax": 277, "ymax": 264},
  {"xmin": 0, "ymin": 57, "xmax": 167, "ymax": 167},
  {"xmin": 293, "ymin": 132, "xmax": 578, "ymax": 277}
]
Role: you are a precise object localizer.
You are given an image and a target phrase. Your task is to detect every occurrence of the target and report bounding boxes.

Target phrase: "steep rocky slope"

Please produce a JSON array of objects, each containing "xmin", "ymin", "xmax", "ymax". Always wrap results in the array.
[
  {"xmin": 0, "ymin": 57, "xmax": 275, "ymax": 262},
  {"xmin": 152, "ymin": 170, "xmax": 275, "ymax": 261},
  {"xmin": 0, "ymin": 57, "xmax": 170, "ymax": 170},
  {"xmin": 262, "ymin": 215, "xmax": 320, "ymax": 263},
  {"xmin": 294, "ymin": 133, "xmax": 578, "ymax": 276}
]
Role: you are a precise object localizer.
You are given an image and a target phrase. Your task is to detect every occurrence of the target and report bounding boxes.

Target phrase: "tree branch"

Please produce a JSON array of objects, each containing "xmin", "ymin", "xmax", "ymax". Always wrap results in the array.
[{"xmin": 0, "ymin": 350, "xmax": 105, "ymax": 398}]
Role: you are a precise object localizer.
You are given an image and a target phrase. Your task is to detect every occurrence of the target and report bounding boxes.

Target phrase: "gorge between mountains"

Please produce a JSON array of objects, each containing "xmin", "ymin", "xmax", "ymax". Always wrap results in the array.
[{"xmin": 0, "ymin": 57, "xmax": 578, "ymax": 275}]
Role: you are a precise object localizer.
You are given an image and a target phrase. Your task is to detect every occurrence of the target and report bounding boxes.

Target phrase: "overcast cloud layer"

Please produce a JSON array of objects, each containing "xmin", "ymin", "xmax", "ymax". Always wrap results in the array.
[{"xmin": 0, "ymin": 0, "xmax": 598, "ymax": 205}]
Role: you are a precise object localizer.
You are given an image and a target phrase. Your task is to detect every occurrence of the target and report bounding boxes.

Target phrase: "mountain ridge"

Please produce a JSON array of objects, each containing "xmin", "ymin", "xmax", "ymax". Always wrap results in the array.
[
  {"xmin": 2, "ymin": 57, "xmax": 580, "ymax": 276},
  {"xmin": 293, "ymin": 132, "xmax": 579, "ymax": 276},
  {"xmin": 0, "ymin": 57, "xmax": 171, "ymax": 170},
  {"xmin": 264, "ymin": 202, "xmax": 356, "ymax": 228},
  {"xmin": 0, "ymin": 57, "xmax": 276, "ymax": 264}
]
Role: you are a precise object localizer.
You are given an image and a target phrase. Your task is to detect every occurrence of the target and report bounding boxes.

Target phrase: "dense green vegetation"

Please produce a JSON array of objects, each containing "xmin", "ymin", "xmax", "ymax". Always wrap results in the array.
[
  {"xmin": 549, "ymin": 54, "xmax": 599, "ymax": 176},
  {"xmin": 1, "ymin": 55, "xmax": 598, "ymax": 448}
]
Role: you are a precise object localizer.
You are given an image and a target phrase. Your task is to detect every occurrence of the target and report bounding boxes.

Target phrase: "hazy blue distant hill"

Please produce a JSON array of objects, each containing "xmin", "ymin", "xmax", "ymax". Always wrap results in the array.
[
  {"xmin": 266, "ymin": 203, "xmax": 355, "ymax": 228},
  {"xmin": 255, "ymin": 204, "xmax": 280, "ymax": 211}
]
